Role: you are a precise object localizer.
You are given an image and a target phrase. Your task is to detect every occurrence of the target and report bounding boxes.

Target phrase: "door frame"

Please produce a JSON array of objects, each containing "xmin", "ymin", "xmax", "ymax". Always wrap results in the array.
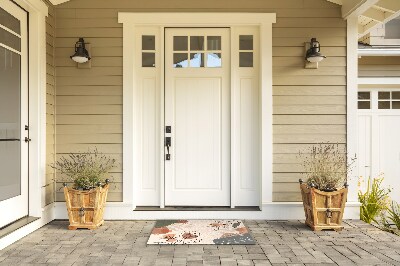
[
  {"xmin": 0, "ymin": 0, "xmax": 29, "ymax": 227},
  {"xmin": 11, "ymin": 0, "xmax": 49, "ymax": 218},
  {"xmin": 119, "ymin": 13, "xmax": 276, "ymax": 209}
]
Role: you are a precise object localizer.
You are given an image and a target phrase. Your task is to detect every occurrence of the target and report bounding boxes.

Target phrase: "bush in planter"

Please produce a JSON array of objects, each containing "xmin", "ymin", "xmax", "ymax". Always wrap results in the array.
[
  {"xmin": 298, "ymin": 143, "xmax": 355, "ymax": 231},
  {"xmin": 52, "ymin": 148, "xmax": 116, "ymax": 230},
  {"xmin": 53, "ymin": 148, "xmax": 116, "ymax": 190},
  {"xmin": 299, "ymin": 143, "xmax": 355, "ymax": 191}
]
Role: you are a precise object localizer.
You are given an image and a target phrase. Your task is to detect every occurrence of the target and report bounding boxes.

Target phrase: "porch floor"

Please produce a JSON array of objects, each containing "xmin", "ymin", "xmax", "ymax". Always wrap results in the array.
[{"xmin": 0, "ymin": 220, "xmax": 399, "ymax": 265}]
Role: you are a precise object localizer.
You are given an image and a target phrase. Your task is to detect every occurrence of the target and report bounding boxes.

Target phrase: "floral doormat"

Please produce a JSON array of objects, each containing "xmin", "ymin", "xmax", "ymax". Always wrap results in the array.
[{"xmin": 147, "ymin": 220, "xmax": 255, "ymax": 245}]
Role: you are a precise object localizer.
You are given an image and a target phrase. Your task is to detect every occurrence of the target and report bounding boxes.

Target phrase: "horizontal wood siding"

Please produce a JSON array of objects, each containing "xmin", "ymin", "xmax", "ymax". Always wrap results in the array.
[
  {"xmin": 45, "ymin": 1, "xmax": 56, "ymax": 207},
  {"xmin": 359, "ymin": 56, "xmax": 400, "ymax": 77},
  {"xmin": 55, "ymin": 0, "xmax": 346, "ymax": 202}
]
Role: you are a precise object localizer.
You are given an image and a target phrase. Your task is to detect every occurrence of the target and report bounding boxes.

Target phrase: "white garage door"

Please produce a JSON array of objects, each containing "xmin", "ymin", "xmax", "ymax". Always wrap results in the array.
[{"xmin": 358, "ymin": 89, "xmax": 400, "ymax": 202}]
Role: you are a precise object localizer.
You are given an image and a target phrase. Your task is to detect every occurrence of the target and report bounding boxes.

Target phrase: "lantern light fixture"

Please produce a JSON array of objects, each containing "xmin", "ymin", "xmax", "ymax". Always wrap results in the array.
[
  {"xmin": 70, "ymin": 37, "xmax": 91, "ymax": 64},
  {"xmin": 305, "ymin": 38, "xmax": 326, "ymax": 68}
]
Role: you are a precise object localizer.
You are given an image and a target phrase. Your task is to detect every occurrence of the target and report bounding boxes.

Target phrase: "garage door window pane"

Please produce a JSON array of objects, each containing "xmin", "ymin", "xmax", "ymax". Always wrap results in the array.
[
  {"xmin": 358, "ymin": 101, "xmax": 370, "ymax": 109},
  {"xmin": 392, "ymin": 101, "xmax": 400, "ymax": 109},
  {"xmin": 392, "ymin": 91, "xmax": 400, "ymax": 99},
  {"xmin": 358, "ymin": 92, "xmax": 370, "ymax": 100},
  {"xmin": 378, "ymin": 101, "xmax": 390, "ymax": 109},
  {"xmin": 378, "ymin": 92, "xmax": 390, "ymax": 99}
]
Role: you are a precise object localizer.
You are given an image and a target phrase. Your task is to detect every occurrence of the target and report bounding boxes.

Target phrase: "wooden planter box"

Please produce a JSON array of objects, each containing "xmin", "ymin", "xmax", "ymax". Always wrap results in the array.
[
  {"xmin": 63, "ymin": 184, "xmax": 109, "ymax": 230},
  {"xmin": 299, "ymin": 182, "xmax": 347, "ymax": 231}
]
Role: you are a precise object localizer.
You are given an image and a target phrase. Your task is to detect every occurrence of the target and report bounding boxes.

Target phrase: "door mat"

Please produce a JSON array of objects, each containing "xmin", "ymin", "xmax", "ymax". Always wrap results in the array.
[{"xmin": 147, "ymin": 220, "xmax": 255, "ymax": 245}]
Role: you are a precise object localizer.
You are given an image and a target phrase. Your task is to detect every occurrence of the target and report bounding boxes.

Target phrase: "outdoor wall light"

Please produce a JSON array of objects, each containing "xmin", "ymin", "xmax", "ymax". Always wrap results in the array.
[
  {"xmin": 305, "ymin": 38, "xmax": 326, "ymax": 69},
  {"xmin": 70, "ymin": 37, "xmax": 91, "ymax": 64}
]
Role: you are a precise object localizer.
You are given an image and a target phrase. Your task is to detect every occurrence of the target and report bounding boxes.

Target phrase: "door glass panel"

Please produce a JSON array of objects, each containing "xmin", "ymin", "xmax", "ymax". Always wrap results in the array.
[
  {"xmin": 239, "ymin": 52, "xmax": 253, "ymax": 67},
  {"xmin": 378, "ymin": 91, "xmax": 390, "ymax": 99},
  {"xmin": 142, "ymin": 35, "xmax": 155, "ymax": 50},
  {"xmin": 207, "ymin": 53, "xmax": 222, "ymax": 68},
  {"xmin": 207, "ymin": 36, "xmax": 221, "ymax": 50},
  {"xmin": 392, "ymin": 91, "xmax": 400, "ymax": 99},
  {"xmin": 142, "ymin": 52, "xmax": 155, "ymax": 67},
  {"xmin": 358, "ymin": 101, "xmax": 370, "ymax": 109},
  {"xmin": 378, "ymin": 101, "xmax": 390, "ymax": 109},
  {"xmin": 190, "ymin": 36, "xmax": 204, "ymax": 51},
  {"xmin": 239, "ymin": 35, "xmax": 253, "ymax": 50},
  {"xmin": 173, "ymin": 53, "xmax": 188, "ymax": 68},
  {"xmin": 0, "ymin": 27, "xmax": 21, "ymax": 51},
  {"xmin": 173, "ymin": 36, "xmax": 188, "ymax": 51},
  {"xmin": 0, "ymin": 7, "xmax": 20, "ymax": 34},
  {"xmin": 0, "ymin": 47, "xmax": 21, "ymax": 201},
  {"xmin": 392, "ymin": 101, "xmax": 400, "ymax": 109},
  {"xmin": 189, "ymin": 53, "xmax": 204, "ymax": 67},
  {"xmin": 358, "ymin": 92, "xmax": 370, "ymax": 99}
]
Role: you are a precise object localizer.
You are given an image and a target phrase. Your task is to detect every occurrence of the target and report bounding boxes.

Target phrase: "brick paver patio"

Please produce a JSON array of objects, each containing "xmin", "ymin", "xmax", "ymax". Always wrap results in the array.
[{"xmin": 0, "ymin": 220, "xmax": 399, "ymax": 265}]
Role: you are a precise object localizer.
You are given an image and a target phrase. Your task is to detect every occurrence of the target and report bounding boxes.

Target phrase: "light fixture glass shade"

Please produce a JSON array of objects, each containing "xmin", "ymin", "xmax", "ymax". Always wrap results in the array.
[
  {"xmin": 70, "ymin": 38, "xmax": 91, "ymax": 63},
  {"xmin": 305, "ymin": 38, "xmax": 326, "ymax": 63},
  {"xmin": 71, "ymin": 55, "xmax": 89, "ymax": 63}
]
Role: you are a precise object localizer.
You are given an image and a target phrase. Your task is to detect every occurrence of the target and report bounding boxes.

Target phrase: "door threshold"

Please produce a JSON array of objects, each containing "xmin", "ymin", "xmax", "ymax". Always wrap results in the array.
[
  {"xmin": 134, "ymin": 206, "xmax": 260, "ymax": 211},
  {"xmin": 0, "ymin": 216, "xmax": 39, "ymax": 239}
]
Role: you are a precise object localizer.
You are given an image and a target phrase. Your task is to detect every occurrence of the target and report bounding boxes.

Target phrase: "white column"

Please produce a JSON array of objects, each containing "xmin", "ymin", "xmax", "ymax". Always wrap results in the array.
[{"xmin": 346, "ymin": 16, "xmax": 359, "ymax": 203}]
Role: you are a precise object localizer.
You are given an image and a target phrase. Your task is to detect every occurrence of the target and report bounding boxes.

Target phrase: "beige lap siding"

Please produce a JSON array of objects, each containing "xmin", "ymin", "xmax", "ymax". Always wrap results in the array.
[
  {"xmin": 55, "ymin": 0, "xmax": 346, "ymax": 202},
  {"xmin": 44, "ymin": 1, "xmax": 56, "ymax": 207},
  {"xmin": 359, "ymin": 56, "xmax": 400, "ymax": 77}
]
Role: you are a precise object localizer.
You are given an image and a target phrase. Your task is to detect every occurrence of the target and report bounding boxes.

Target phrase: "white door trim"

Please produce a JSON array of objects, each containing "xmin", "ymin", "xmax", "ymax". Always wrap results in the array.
[
  {"xmin": 119, "ymin": 13, "xmax": 276, "ymax": 209},
  {"xmin": 12, "ymin": 0, "xmax": 48, "ymax": 217}
]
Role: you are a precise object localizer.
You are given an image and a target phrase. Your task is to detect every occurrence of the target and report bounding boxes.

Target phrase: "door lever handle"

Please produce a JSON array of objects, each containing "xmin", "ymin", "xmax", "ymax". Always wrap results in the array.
[{"xmin": 165, "ymin": 137, "xmax": 171, "ymax": 160}]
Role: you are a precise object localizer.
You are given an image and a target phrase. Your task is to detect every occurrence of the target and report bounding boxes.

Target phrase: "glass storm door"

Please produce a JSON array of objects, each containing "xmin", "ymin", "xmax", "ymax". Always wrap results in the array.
[
  {"xmin": 0, "ymin": 0, "xmax": 28, "ymax": 228},
  {"xmin": 164, "ymin": 28, "xmax": 231, "ymax": 206}
]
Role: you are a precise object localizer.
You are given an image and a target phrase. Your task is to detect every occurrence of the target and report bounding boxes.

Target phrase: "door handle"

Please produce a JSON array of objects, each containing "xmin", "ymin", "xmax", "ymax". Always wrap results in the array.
[
  {"xmin": 24, "ymin": 137, "xmax": 31, "ymax": 143},
  {"xmin": 165, "ymin": 137, "xmax": 171, "ymax": 160}
]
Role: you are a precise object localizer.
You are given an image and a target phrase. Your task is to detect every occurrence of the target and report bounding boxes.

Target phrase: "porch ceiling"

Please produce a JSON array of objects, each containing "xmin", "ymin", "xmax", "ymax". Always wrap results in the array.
[
  {"xmin": 327, "ymin": 0, "xmax": 400, "ymax": 39},
  {"xmin": 49, "ymin": 0, "xmax": 399, "ymax": 41}
]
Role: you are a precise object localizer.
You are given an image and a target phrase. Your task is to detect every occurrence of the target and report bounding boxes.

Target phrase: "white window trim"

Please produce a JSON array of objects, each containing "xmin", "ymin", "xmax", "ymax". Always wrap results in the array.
[{"xmin": 118, "ymin": 13, "xmax": 276, "ymax": 208}]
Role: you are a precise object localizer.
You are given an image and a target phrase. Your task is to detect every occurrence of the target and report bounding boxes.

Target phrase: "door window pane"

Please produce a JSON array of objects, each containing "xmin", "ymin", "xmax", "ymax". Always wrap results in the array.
[
  {"xmin": 142, "ymin": 52, "xmax": 155, "ymax": 67},
  {"xmin": 207, "ymin": 53, "xmax": 221, "ymax": 68},
  {"xmin": 239, "ymin": 52, "xmax": 253, "ymax": 67},
  {"xmin": 378, "ymin": 91, "xmax": 390, "ymax": 99},
  {"xmin": 174, "ymin": 36, "xmax": 188, "ymax": 51},
  {"xmin": 0, "ymin": 47, "xmax": 21, "ymax": 201},
  {"xmin": 173, "ymin": 53, "xmax": 188, "ymax": 68},
  {"xmin": 358, "ymin": 92, "xmax": 370, "ymax": 100},
  {"xmin": 239, "ymin": 35, "xmax": 253, "ymax": 50},
  {"xmin": 0, "ymin": 7, "xmax": 20, "ymax": 34},
  {"xmin": 190, "ymin": 36, "xmax": 204, "ymax": 51},
  {"xmin": 392, "ymin": 101, "xmax": 400, "ymax": 109},
  {"xmin": 358, "ymin": 101, "xmax": 370, "ymax": 109},
  {"xmin": 207, "ymin": 36, "xmax": 221, "ymax": 50},
  {"xmin": 392, "ymin": 91, "xmax": 400, "ymax": 99},
  {"xmin": 190, "ymin": 53, "xmax": 204, "ymax": 67},
  {"xmin": 142, "ymin": 35, "xmax": 155, "ymax": 50},
  {"xmin": 0, "ymin": 27, "xmax": 21, "ymax": 51},
  {"xmin": 378, "ymin": 101, "xmax": 390, "ymax": 109}
]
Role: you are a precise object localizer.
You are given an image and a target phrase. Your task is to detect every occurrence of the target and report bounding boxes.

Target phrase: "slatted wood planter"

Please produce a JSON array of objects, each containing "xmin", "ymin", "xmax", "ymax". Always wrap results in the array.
[
  {"xmin": 63, "ymin": 184, "xmax": 109, "ymax": 230},
  {"xmin": 299, "ymin": 182, "xmax": 347, "ymax": 231}
]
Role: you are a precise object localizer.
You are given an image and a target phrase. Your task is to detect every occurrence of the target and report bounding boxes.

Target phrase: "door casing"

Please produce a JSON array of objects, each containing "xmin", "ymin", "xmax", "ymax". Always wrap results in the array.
[{"xmin": 119, "ymin": 13, "xmax": 276, "ymax": 209}]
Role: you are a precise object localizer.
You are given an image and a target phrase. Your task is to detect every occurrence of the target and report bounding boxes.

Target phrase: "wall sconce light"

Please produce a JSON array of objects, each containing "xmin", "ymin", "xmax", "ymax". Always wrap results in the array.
[
  {"xmin": 305, "ymin": 38, "xmax": 326, "ymax": 69},
  {"xmin": 70, "ymin": 37, "xmax": 91, "ymax": 64}
]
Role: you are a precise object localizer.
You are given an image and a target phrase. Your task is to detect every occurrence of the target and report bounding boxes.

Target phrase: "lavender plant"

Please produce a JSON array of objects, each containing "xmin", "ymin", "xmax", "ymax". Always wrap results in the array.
[
  {"xmin": 299, "ymin": 143, "xmax": 355, "ymax": 191},
  {"xmin": 53, "ymin": 148, "xmax": 116, "ymax": 190}
]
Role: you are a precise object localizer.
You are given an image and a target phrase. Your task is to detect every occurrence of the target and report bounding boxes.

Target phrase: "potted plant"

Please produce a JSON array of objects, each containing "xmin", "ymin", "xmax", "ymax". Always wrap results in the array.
[
  {"xmin": 53, "ymin": 148, "xmax": 116, "ymax": 230},
  {"xmin": 298, "ymin": 143, "xmax": 355, "ymax": 231}
]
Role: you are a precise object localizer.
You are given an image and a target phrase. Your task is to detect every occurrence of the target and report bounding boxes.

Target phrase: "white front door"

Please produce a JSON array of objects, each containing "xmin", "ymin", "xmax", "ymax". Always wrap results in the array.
[
  {"xmin": 164, "ymin": 28, "xmax": 230, "ymax": 206},
  {"xmin": 357, "ymin": 89, "xmax": 400, "ymax": 203},
  {"xmin": 0, "ymin": 0, "xmax": 29, "ymax": 227}
]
